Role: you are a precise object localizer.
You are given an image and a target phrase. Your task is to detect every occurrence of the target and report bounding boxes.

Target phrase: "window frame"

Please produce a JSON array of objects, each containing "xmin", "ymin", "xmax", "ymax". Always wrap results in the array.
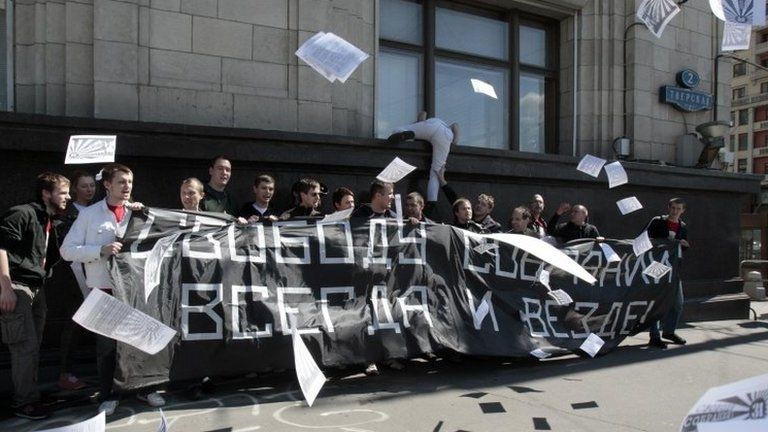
[
  {"xmin": 733, "ymin": 62, "xmax": 746, "ymax": 77},
  {"xmin": 377, "ymin": 0, "xmax": 560, "ymax": 153}
]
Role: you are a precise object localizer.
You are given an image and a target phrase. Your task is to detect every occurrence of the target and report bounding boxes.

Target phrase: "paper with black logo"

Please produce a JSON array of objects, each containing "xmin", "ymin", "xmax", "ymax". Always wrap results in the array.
[
  {"xmin": 65, "ymin": 135, "xmax": 117, "ymax": 165},
  {"xmin": 636, "ymin": 0, "xmax": 680, "ymax": 38},
  {"xmin": 680, "ymin": 373, "xmax": 768, "ymax": 432}
]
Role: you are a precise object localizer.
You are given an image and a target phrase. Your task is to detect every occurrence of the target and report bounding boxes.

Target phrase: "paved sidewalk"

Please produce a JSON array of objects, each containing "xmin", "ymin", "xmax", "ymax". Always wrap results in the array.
[{"xmin": 1, "ymin": 301, "xmax": 766, "ymax": 431}]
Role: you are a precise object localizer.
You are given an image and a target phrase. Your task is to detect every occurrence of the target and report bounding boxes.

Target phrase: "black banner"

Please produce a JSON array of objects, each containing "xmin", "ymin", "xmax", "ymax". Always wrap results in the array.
[{"xmin": 108, "ymin": 209, "xmax": 680, "ymax": 389}]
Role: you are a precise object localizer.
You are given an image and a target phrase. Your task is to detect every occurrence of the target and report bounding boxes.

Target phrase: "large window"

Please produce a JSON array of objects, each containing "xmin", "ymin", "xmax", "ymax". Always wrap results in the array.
[
  {"xmin": 377, "ymin": 0, "xmax": 558, "ymax": 153},
  {"xmin": 733, "ymin": 87, "xmax": 746, "ymax": 100}
]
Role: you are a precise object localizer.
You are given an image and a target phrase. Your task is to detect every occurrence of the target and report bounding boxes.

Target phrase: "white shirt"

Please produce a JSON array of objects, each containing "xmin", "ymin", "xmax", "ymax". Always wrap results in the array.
[{"xmin": 60, "ymin": 199, "xmax": 132, "ymax": 290}]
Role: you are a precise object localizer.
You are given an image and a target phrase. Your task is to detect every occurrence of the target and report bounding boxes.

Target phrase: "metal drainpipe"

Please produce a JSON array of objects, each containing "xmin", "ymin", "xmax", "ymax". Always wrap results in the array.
[{"xmin": 572, "ymin": 8, "xmax": 579, "ymax": 157}]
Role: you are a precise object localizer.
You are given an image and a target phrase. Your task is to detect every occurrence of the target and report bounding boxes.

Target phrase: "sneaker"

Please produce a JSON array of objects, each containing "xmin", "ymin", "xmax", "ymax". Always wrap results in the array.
[
  {"xmin": 99, "ymin": 400, "xmax": 119, "ymax": 416},
  {"xmin": 662, "ymin": 333, "xmax": 687, "ymax": 345},
  {"xmin": 137, "ymin": 391, "xmax": 165, "ymax": 407},
  {"xmin": 648, "ymin": 337, "xmax": 668, "ymax": 349},
  {"xmin": 58, "ymin": 374, "xmax": 87, "ymax": 390},
  {"xmin": 14, "ymin": 403, "xmax": 49, "ymax": 420},
  {"xmin": 386, "ymin": 359, "xmax": 406, "ymax": 371},
  {"xmin": 364, "ymin": 362, "xmax": 379, "ymax": 376},
  {"xmin": 386, "ymin": 130, "xmax": 415, "ymax": 145}
]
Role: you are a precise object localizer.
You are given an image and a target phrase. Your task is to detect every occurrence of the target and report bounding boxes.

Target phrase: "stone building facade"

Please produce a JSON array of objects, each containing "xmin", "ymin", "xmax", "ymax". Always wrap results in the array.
[{"xmin": 4, "ymin": 0, "xmax": 731, "ymax": 161}]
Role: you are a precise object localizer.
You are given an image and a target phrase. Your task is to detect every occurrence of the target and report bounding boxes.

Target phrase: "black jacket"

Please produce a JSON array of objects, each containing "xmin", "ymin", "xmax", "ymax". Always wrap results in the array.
[
  {"xmin": 453, "ymin": 220, "xmax": 487, "ymax": 233},
  {"xmin": 442, "ymin": 183, "xmax": 500, "ymax": 232},
  {"xmin": 351, "ymin": 204, "xmax": 396, "ymax": 219},
  {"xmin": 279, "ymin": 205, "xmax": 323, "ymax": 220},
  {"xmin": 645, "ymin": 215, "xmax": 688, "ymax": 250},
  {"xmin": 0, "ymin": 201, "xmax": 53, "ymax": 288},
  {"xmin": 549, "ymin": 219, "xmax": 600, "ymax": 243}
]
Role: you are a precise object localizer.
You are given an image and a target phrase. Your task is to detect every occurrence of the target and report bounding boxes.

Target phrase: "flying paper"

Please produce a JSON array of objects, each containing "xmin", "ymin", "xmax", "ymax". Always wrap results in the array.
[
  {"xmin": 710, "ymin": 0, "xmax": 766, "ymax": 26},
  {"xmin": 295, "ymin": 32, "xmax": 369, "ymax": 83},
  {"xmin": 65, "ymin": 135, "xmax": 117, "ymax": 165},
  {"xmin": 577, "ymin": 154, "xmax": 607, "ymax": 178},
  {"xmin": 643, "ymin": 260, "xmax": 672, "ymax": 281},
  {"xmin": 73, "ymin": 288, "xmax": 176, "ymax": 355},
  {"xmin": 376, "ymin": 157, "xmax": 417, "ymax": 183},
  {"xmin": 633, "ymin": 231, "xmax": 653, "ymax": 256},
  {"xmin": 292, "ymin": 318, "xmax": 327, "ymax": 406},
  {"xmin": 636, "ymin": 0, "xmax": 681, "ymax": 38},
  {"xmin": 599, "ymin": 243, "xmax": 622, "ymax": 263},
  {"xmin": 470, "ymin": 78, "xmax": 498, "ymax": 99},
  {"xmin": 548, "ymin": 289, "xmax": 574, "ymax": 306},
  {"xmin": 722, "ymin": 21, "xmax": 751, "ymax": 51},
  {"xmin": 604, "ymin": 161, "xmax": 628, "ymax": 188},
  {"xmin": 616, "ymin": 196, "xmax": 643, "ymax": 215},
  {"xmin": 579, "ymin": 333, "xmax": 605, "ymax": 357}
]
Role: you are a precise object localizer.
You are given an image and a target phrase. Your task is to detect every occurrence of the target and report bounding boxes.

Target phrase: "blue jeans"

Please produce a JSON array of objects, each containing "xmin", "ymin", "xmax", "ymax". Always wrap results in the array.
[{"xmin": 650, "ymin": 280, "xmax": 684, "ymax": 338}]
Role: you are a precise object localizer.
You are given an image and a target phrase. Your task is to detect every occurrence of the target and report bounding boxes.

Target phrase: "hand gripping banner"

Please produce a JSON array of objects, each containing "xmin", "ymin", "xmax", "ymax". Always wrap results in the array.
[{"xmin": 107, "ymin": 208, "xmax": 680, "ymax": 389}]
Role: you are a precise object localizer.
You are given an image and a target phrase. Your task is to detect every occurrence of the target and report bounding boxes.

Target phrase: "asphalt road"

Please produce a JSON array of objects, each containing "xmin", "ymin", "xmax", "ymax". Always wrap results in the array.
[{"xmin": 2, "ymin": 303, "xmax": 767, "ymax": 432}]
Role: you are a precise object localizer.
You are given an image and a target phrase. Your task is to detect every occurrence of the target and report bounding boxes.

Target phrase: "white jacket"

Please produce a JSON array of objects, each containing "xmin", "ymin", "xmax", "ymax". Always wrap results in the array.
[{"xmin": 60, "ymin": 199, "xmax": 132, "ymax": 289}]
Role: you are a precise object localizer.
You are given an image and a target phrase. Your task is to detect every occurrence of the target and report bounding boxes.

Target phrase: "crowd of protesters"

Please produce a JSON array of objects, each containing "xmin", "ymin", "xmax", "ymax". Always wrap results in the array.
[{"xmin": 0, "ymin": 143, "xmax": 690, "ymax": 420}]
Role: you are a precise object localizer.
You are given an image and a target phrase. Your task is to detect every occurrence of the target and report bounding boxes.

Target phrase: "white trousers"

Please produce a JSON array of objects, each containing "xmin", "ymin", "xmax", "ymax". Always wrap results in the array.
[{"xmin": 394, "ymin": 118, "xmax": 453, "ymax": 201}]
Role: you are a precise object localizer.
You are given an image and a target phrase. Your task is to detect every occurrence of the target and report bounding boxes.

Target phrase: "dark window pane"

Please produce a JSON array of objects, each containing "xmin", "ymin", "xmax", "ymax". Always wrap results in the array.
[
  {"xmin": 376, "ymin": 49, "xmax": 423, "ymax": 138},
  {"xmin": 380, "ymin": 0, "xmax": 423, "ymax": 45},
  {"xmin": 520, "ymin": 25, "xmax": 547, "ymax": 67},
  {"xmin": 436, "ymin": 7, "xmax": 508, "ymax": 60}
]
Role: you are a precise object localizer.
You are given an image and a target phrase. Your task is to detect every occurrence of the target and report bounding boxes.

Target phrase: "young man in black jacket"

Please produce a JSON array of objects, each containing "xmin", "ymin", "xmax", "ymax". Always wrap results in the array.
[
  {"xmin": 646, "ymin": 197, "xmax": 689, "ymax": 349},
  {"xmin": 0, "ymin": 172, "xmax": 70, "ymax": 419},
  {"xmin": 548, "ymin": 203, "xmax": 600, "ymax": 243}
]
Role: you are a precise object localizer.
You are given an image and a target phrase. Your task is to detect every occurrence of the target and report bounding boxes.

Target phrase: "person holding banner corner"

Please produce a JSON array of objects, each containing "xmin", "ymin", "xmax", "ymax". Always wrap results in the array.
[{"xmin": 60, "ymin": 163, "xmax": 164, "ymax": 415}]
